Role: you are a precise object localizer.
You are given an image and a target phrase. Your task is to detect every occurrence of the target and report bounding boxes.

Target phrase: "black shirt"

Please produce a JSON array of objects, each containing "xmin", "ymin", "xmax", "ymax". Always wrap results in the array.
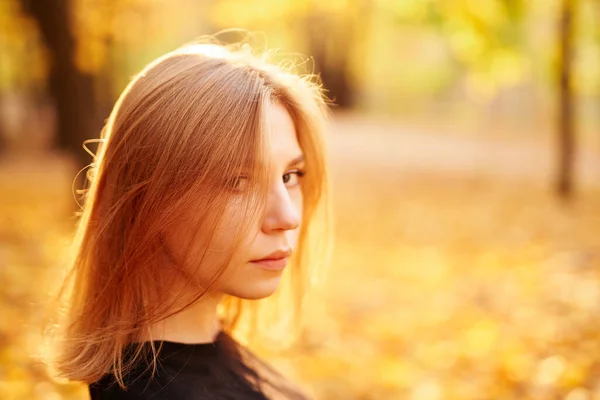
[{"xmin": 89, "ymin": 331, "xmax": 282, "ymax": 400}]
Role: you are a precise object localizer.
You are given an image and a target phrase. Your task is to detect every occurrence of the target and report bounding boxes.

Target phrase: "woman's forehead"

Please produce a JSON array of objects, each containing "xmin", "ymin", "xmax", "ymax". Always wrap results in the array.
[{"xmin": 265, "ymin": 103, "xmax": 302, "ymax": 161}]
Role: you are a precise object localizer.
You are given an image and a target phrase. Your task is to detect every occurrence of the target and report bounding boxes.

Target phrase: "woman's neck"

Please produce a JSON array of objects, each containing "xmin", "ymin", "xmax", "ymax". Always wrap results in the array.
[{"xmin": 148, "ymin": 293, "xmax": 222, "ymax": 344}]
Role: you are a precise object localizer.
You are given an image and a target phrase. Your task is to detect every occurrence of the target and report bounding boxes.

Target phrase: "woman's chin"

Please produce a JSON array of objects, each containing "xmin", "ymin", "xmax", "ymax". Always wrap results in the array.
[{"xmin": 225, "ymin": 278, "xmax": 283, "ymax": 300}]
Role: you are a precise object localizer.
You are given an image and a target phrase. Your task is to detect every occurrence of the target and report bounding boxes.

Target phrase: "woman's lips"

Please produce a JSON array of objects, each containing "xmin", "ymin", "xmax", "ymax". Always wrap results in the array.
[{"xmin": 250, "ymin": 257, "xmax": 289, "ymax": 271}]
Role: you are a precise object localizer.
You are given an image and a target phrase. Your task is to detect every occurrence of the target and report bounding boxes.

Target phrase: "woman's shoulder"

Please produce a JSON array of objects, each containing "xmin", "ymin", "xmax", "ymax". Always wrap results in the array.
[
  {"xmin": 88, "ymin": 333, "xmax": 270, "ymax": 400},
  {"xmin": 89, "ymin": 370, "xmax": 270, "ymax": 400}
]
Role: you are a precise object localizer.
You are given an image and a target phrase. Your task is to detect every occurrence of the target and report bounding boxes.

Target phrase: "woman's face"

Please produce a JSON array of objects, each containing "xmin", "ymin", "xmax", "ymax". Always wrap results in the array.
[{"xmin": 165, "ymin": 102, "xmax": 304, "ymax": 300}]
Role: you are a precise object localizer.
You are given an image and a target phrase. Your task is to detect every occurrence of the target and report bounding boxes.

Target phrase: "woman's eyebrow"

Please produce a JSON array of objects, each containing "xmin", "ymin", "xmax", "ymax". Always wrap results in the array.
[{"xmin": 288, "ymin": 154, "xmax": 304, "ymax": 167}]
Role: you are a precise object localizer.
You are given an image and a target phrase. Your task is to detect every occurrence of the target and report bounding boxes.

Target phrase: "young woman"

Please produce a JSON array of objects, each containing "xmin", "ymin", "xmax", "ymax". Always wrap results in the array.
[{"xmin": 42, "ymin": 38, "xmax": 331, "ymax": 399}]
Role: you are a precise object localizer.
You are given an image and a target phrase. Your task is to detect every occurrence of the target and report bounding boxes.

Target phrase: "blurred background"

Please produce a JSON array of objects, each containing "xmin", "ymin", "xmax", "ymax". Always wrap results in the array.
[{"xmin": 1, "ymin": 0, "xmax": 600, "ymax": 399}]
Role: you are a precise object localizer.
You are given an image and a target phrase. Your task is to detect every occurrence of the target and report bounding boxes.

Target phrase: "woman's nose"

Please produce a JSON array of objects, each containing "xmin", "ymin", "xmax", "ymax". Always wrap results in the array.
[{"xmin": 261, "ymin": 186, "xmax": 301, "ymax": 233}]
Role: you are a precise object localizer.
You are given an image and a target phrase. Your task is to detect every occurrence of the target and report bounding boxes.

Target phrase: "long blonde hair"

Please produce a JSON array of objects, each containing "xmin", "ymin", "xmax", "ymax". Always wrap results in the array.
[{"xmin": 42, "ymin": 35, "xmax": 331, "ymax": 388}]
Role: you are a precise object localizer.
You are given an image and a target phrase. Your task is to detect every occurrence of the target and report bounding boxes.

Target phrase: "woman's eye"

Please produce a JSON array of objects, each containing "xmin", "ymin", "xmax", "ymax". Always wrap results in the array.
[{"xmin": 282, "ymin": 170, "xmax": 305, "ymax": 187}]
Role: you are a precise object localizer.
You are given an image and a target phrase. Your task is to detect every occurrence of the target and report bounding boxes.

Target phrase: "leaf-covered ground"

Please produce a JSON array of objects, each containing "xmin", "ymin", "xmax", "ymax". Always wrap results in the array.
[{"xmin": 1, "ymin": 117, "xmax": 600, "ymax": 399}]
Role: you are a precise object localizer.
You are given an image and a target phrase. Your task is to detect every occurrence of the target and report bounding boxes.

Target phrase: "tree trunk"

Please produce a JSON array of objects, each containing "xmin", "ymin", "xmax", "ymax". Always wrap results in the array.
[
  {"xmin": 19, "ymin": 0, "xmax": 98, "ymax": 168},
  {"xmin": 556, "ymin": 0, "xmax": 576, "ymax": 199},
  {"xmin": 304, "ymin": 12, "xmax": 354, "ymax": 109}
]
